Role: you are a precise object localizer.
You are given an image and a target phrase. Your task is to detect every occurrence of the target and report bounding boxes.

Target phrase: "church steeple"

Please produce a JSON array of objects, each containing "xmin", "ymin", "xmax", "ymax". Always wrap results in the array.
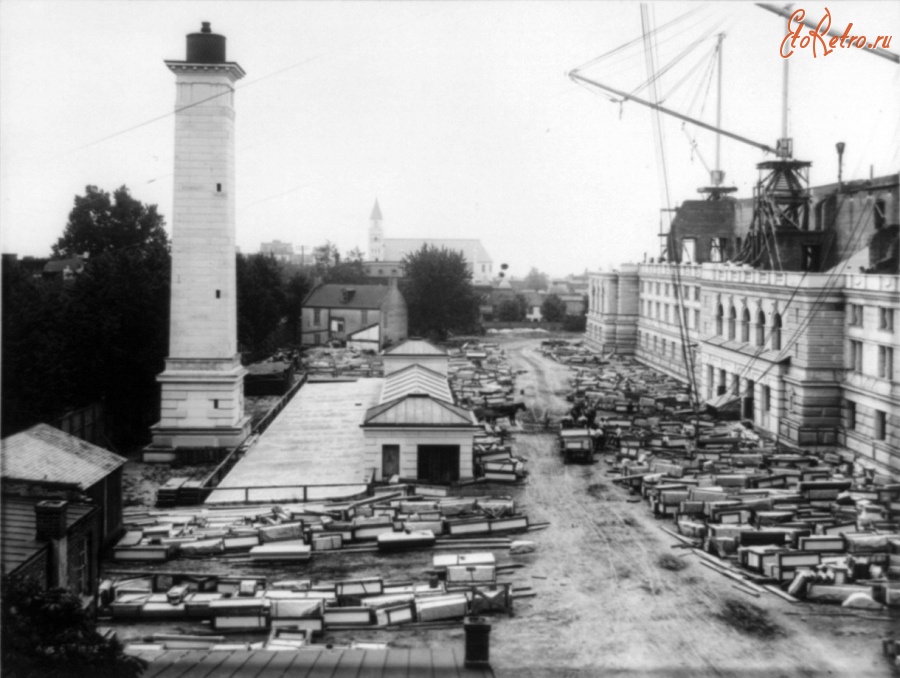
[{"xmin": 368, "ymin": 199, "xmax": 384, "ymax": 262}]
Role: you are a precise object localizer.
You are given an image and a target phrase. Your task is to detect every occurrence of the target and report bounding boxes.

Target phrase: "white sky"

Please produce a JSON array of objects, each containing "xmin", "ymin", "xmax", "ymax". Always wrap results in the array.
[{"xmin": 1, "ymin": 1, "xmax": 897, "ymax": 278}]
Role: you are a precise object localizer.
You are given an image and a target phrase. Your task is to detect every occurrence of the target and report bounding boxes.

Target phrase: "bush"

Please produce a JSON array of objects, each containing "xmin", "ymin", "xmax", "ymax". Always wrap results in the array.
[{"xmin": 1, "ymin": 575, "xmax": 147, "ymax": 678}]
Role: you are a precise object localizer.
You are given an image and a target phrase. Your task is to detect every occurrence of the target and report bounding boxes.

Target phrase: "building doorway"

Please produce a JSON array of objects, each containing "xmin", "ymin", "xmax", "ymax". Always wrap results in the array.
[
  {"xmin": 381, "ymin": 444, "xmax": 400, "ymax": 479},
  {"xmin": 416, "ymin": 445, "xmax": 460, "ymax": 484}
]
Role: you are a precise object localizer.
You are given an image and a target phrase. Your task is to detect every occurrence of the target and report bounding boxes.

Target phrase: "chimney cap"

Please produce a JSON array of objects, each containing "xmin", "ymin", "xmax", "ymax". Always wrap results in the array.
[{"xmin": 201, "ymin": 21, "xmax": 212, "ymax": 33}]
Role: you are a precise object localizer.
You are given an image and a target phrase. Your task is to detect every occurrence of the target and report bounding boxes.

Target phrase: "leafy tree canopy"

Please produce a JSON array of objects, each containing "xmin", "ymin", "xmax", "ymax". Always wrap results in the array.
[
  {"xmin": 313, "ymin": 241, "xmax": 367, "ymax": 285},
  {"xmin": 541, "ymin": 293, "xmax": 567, "ymax": 322},
  {"xmin": 1, "ymin": 575, "xmax": 147, "ymax": 678},
  {"xmin": 3, "ymin": 186, "xmax": 171, "ymax": 445},
  {"xmin": 401, "ymin": 245, "xmax": 481, "ymax": 340},
  {"xmin": 497, "ymin": 293, "xmax": 528, "ymax": 322},
  {"xmin": 524, "ymin": 267, "xmax": 549, "ymax": 291},
  {"xmin": 237, "ymin": 253, "xmax": 286, "ymax": 358},
  {"xmin": 53, "ymin": 185, "xmax": 168, "ymax": 259}
]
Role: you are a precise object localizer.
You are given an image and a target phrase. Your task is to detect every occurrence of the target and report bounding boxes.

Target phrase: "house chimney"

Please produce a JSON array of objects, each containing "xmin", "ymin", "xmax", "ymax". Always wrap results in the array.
[
  {"xmin": 463, "ymin": 616, "xmax": 491, "ymax": 667},
  {"xmin": 35, "ymin": 499, "xmax": 68, "ymax": 541},
  {"xmin": 35, "ymin": 500, "xmax": 69, "ymax": 588}
]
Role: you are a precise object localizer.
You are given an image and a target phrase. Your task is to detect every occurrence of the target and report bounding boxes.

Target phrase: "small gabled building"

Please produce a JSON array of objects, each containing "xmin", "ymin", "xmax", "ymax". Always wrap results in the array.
[
  {"xmin": 1, "ymin": 423, "xmax": 127, "ymax": 545},
  {"xmin": 362, "ymin": 364, "xmax": 479, "ymax": 484},
  {"xmin": 301, "ymin": 282, "xmax": 408, "ymax": 349}
]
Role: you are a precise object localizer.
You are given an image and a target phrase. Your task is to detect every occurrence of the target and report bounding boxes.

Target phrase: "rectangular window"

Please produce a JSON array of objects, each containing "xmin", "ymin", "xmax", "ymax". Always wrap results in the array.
[
  {"xmin": 845, "ymin": 400, "xmax": 856, "ymax": 430},
  {"xmin": 656, "ymin": 282, "xmax": 660, "ymax": 295},
  {"xmin": 874, "ymin": 410, "xmax": 886, "ymax": 441},
  {"xmin": 361, "ymin": 310, "xmax": 369, "ymax": 325},
  {"xmin": 665, "ymin": 305, "xmax": 670, "ymax": 323},
  {"xmin": 681, "ymin": 238, "xmax": 696, "ymax": 264},
  {"xmin": 879, "ymin": 307, "xmax": 894, "ymax": 332},
  {"xmin": 314, "ymin": 308, "xmax": 321, "ymax": 325},
  {"xmin": 850, "ymin": 340, "xmax": 863, "ymax": 372},
  {"xmin": 710, "ymin": 237, "xmax": 728, "ymax": 263},
  {"xmin": 762, "ymin": 385, "xmax": 771, "ymax": 412},
  {"xmin": 694, "ymin": 286, "xmax": 700, "ymax": 301},
  {"xmin": 707, "ymin": 365, "xmax": 714, "ymax": 398},
  {"xmin": 694, "ymin": 309, "xmax": 700, "ymax": 331},
  {"xmin": 848, "ymin": 304, "xmax": 863, "ymax": 327},
  {"xmin": 878, "ymin": 345, "xmax": 893, "ymax": 379},
  {"xmin": 664, "ymin": 284, "xmax": 670, "ymax": 297}
]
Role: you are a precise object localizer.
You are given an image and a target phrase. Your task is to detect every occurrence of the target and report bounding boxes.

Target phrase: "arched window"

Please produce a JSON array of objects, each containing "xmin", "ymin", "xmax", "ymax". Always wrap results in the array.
[
  {"xmin": 756, "ymin": 309, "xmax": 766, "ymax": 346},
  {"xmin": 741, "ymin": 308, "xmax": 751, "ymax": 343},
  {"xmin": 771, "ymin": 313, "xmax": 782, "ymax": 351},
  {"xmin": 716, "ymin": 304, "xmax": 724, "ymax": 335},
  {"xmin": 728, "ymin": 306, "xmax": 737, "ymax": 340}
]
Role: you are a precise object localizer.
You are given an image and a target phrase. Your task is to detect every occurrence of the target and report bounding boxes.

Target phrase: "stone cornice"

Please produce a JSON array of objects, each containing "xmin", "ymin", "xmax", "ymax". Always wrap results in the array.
[{"xmin": 165, "ymin": 60, "xmax": 246, "ymax": 81}]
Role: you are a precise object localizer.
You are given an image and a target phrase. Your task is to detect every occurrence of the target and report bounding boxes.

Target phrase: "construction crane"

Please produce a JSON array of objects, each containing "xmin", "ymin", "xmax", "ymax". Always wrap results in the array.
[{"xmin": 568, "ymin": 7, "xmax": 814, "ymax": 272}]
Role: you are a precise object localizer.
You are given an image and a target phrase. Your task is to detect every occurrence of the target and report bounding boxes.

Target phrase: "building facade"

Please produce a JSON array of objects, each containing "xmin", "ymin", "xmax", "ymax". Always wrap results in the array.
[
  {"xmin": 364, "ymin": 201, "xmax": 494, "ymax": 283},
  {"xmin": 301, "ymin": 283, "xmax": 408, "ymax": 349},
  {"xmin": 586, "ymin": 173, "xmax": 899, "ymax": 476}
]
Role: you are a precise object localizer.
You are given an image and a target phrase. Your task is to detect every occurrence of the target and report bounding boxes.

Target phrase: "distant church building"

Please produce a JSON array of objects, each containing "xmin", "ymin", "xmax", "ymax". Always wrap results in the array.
[
  {"xmin": 364, "ymin": 200, "xmax": 494, "ymax": 284},
  {"xmin": 148, "ymin": 23, "xmax": 251, "ymax": 459}
]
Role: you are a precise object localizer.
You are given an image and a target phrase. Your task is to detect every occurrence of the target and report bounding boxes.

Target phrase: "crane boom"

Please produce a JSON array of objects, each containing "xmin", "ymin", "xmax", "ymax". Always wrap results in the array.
[{"xmin": 568, "ymin": 70, "xmax": 775, "ymax": 154}]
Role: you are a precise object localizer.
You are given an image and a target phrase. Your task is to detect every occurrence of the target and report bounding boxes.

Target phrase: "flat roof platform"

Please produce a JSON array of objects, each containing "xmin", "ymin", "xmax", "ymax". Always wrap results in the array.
[{"xmin": 206, "ymin": 379, "xmax": 383, "ymax": 504}]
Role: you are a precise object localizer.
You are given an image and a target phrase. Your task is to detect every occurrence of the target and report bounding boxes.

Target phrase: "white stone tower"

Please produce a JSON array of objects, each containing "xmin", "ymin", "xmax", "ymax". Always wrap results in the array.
[
  {"xmin": 150, "ymin": 22, "xmax": 250, "ymax": 452},
  {"xmin": 368, "ymin": 199, "xmax": 384, "ymax": 261}
]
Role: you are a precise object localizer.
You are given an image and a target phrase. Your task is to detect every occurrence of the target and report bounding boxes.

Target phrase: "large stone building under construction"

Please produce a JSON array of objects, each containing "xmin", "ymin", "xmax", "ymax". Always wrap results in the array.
[{"xmin": 586, "ymin": 171, "xmax": 899, "ymax": 476}]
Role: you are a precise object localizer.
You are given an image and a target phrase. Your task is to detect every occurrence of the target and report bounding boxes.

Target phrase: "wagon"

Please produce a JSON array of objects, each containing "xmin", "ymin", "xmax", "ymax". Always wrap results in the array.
[{"xmin": 558, "ymin": 430, "xmax": 597, "ymax": 464}]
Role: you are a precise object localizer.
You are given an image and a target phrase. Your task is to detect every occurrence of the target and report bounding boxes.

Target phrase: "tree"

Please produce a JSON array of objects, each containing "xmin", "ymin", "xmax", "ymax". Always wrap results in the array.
[
  {"xmin": 524, "ymin": 267, "xmax": 549, "ymax": 291},
  {"xmin": 2, "ymin": 187, "xmax": 171, "ymax": 445},
  {"xmin": 1, "ymin": 575, "xmax": 147, "ymax": 678},
  {"xmin": 541, "ymin": 293, "xmax": 567, "ymax": 322},
  {"xmin": 313, "ymin": 241, "xmax": 367, "ymax": 285},
  {"xmin": 401, "ymin": 245, "xmax": 481, "ymax": 340},
  {"xmin": 284, "ymin": 271, "xmax": 312, "ymax": 342},
  {"xmin": 497, "ymin": 293, "xmax": 528, "ymax": 322},
  {"xmin": 53, "ymin": 185, "xmax": 168, "ymax": 258},
  {"xmin": 237, "ymin": 254, "xmax": 286, "ymax": 358}
]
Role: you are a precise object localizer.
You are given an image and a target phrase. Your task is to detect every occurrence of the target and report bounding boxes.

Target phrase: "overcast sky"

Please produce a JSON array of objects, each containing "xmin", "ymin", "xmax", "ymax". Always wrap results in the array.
[{"xmin": 1, "ymin": 1, "xmax": 897, "ymax": 278}]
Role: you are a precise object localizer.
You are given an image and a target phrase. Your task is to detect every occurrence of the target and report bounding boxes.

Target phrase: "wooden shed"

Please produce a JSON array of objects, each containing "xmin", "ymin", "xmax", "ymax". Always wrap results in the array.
[
  {"xmin": 362, "ymin": 364, "xmax": 479, "ymax": 483},
  {"xmin": 1, "ymin": 423, "xmax": 127, "ymax": 545}
]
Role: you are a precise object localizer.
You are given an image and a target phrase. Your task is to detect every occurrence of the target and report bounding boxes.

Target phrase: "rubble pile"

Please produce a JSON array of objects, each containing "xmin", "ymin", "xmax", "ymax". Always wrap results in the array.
[
  {"xmin": 113, "ymin": 551, "xmax": 528, "ymax": 653},
  {"xmin": 448, "ymin": 341, "xmax": 528, "ymax": 482},
  {"xmin": 113, "ymin": 485, "xmax": 536, "ymax": 564},
  {"xmin": 300, "ymin": 347, "xmax": 383, "ymax": 378},
  {"xmin": 559, "ymin": 349, "xmax": 900, "ymax": 613}
]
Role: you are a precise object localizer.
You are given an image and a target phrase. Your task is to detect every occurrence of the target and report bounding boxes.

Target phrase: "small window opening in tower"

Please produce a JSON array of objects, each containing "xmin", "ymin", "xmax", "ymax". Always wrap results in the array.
[
  {"xmin": 213, "ymin": 399, "xmax": 219, "ymax": 409},
  {"xmin": 217, "ymin": 183, "xmax": 222, "ymax": 192},
  {"xmin": 216, "ymin": 290, "xmax": 221, "ymax": 298}
]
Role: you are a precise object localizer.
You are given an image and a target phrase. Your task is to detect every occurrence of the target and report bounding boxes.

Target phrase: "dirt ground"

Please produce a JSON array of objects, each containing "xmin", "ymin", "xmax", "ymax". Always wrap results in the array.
[{"xmin": 107, "ymin": 334, "xmax": 896, "ymax": 677}]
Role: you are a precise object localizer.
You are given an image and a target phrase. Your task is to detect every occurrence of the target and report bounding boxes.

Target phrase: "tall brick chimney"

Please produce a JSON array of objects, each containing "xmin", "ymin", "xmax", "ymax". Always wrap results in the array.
[
  {"xmin": 35, "ymin": 499, "xmax": 68, "ymax": 541},
  {"xmin": 34, "ymin": 500, "xmax": 68, "ymax": 587}
]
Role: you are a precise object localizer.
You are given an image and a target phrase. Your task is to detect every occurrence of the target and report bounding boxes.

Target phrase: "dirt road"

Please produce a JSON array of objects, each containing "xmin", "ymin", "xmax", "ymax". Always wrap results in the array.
[{"xmin": 487, "ymin": 335, "xmax": 892, "ymax": 677}]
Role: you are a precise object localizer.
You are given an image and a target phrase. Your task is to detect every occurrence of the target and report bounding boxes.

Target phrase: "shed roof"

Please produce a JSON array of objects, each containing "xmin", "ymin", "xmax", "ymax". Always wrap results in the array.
[
  {"xmin": 1, "ymin": 497, "xmax": 96, "ymax": 574},
  {"xmin": 303, "ymin": 284, "xmax": 390, "ymax": 310},
  {"xmin": 365, "ymin": 394, "xmax": 477, "ymax": 427},
  {"xmin": 380, "ymin": 364, "xmax": 452, "ymax": 403},
  {"xmin": 1, "ymin": 423, "xmax": 126, "ymax": 490},
  {"xmin": 384, "ymin": 338, "xmax": 447, "ymax": 357},
  {"xmin": 128, "ymin": 647, "xmax": 493, "ymax": 678}
]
